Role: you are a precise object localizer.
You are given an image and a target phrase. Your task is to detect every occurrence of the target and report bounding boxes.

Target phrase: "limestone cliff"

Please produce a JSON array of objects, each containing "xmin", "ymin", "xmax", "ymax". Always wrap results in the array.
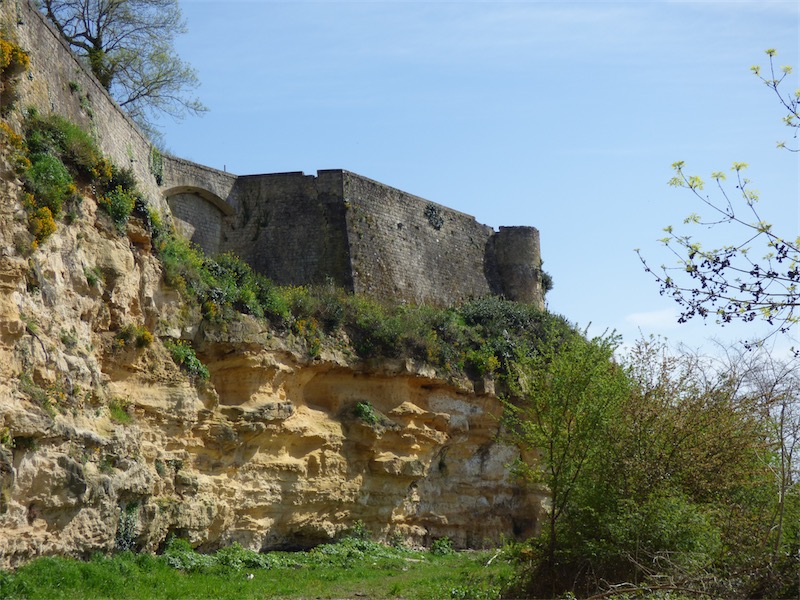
[
  {"xmin": 0, "ymin": 140, "xmax": 542, "ymax": 568},
  {"xmin": 0, "ymin": 0, "xmax": 545, "ymax": 567}
]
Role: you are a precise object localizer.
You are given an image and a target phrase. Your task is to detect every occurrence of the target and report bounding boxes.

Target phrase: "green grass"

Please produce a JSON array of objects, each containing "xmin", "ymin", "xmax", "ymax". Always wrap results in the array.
[
  {"xmin": 107, "ymin": 398, "xmax": 132, "ymax": 425},
  {"xmin": 0, "ymin": 540, "xmax": 517, "ymax": 600}
]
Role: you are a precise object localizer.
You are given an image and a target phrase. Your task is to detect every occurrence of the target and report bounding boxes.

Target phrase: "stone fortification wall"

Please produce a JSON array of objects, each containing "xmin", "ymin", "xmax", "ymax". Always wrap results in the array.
[
  {"xmin": 341, "ymin": 171, "xmax": 498, "ymax": 305},
  {"xmin": 168, "ymin": 189, "xmax": 226, "ymax": 256},
  {"xmin": 1, "ymin": 0, "xmax": 166, "ymax": 214},
  {"xmin": 161, "ymin": 155, "xmax": 237, "ymax": 208},
  {"xmin": 217, "ymin": 170, "xmax": 544, "ymax": 308},
  {"xmin": 1, "ymin": 0, "xmax": 544, "ymax": 309},
  {"xmin": 220, "ymin": 171, "xmax": 353, "ymax": 290}
]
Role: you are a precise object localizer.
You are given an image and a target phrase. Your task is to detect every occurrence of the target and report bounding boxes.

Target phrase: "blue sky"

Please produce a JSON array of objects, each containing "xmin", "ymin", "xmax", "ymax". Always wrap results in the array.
[{"xmin": 160, "ymin": 0, "xmax": 799, "ymax": 354}]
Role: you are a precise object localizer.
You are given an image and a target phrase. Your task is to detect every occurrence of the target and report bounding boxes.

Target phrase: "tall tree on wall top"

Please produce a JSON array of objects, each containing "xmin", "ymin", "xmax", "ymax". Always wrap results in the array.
[{"xmin": 37, "ymin": 0, "xmax": 206, "ymax": 141}]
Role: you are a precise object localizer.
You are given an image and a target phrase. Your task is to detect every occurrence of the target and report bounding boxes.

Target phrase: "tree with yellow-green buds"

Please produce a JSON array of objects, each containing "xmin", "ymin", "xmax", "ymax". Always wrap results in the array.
[{"xmin": 638, "ymin": 50, "xmax": 799, "ymax": 347}]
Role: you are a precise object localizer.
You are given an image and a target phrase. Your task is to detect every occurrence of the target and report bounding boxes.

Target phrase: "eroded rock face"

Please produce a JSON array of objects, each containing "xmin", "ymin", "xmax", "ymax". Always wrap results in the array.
[{"xmin": 0, "ymin": 145, "xmax": 543, "ymax": 569}]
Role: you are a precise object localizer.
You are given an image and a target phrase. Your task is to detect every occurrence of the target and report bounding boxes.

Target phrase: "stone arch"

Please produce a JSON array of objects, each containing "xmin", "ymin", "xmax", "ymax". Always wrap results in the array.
[
  {"xmin": 163, "ymin": 186, "xmax": 234, "ymax": 216},
  {"xmin": 164, "ymin": 186, "xmax": 234, "ymax": 256}
]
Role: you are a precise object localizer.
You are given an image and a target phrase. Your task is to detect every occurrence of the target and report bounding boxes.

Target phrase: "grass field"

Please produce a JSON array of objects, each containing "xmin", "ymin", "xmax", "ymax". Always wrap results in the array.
[{"xmin": 0, "ymin": 537, "xmax": 518, "ymax": 600}]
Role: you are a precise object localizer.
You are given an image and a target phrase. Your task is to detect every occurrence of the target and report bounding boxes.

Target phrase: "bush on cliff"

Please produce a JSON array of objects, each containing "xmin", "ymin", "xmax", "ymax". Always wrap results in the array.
[
  {"xmin": 13, "ymin": 112, "xmax": 139, "ymax": 244},
  {"xmin": 24, "ymin": 152, "xmax": 75, "ymax": 216},
  {"xmin": 163, "ymin": 339, "xmax": 209, "ymax": 381},
  {"xmin": 0, "ymin": 34, "xmax": 30, "ymax": 114},
  {"xmin": 24, "ymin": 112, "xmax": 101, "ymax": 178},
  {"xmin": 146, "ymin": 223, "xmax": 567, "ymax": 381}
]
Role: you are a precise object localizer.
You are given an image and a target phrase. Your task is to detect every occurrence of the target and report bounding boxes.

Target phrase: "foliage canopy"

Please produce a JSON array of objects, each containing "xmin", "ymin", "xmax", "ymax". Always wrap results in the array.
[{"xmin": 506, "ymin": 335, "xmax": 799, "ymax": 598}]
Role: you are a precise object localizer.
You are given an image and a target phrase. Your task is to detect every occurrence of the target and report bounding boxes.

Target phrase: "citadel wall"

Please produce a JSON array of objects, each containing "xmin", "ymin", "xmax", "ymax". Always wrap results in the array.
[
  {"xmin": 1, "ymin": 0, "xmax": 544, "ymax": 309},
  {"xmin": 220, "ymin": 171, "xmax": 354, "ymax": 290},
  {"xmin": 162, "ymin": 155, "xmax": 237, "ymax": 256},
  {"xmin": 341, "ymin": 171, "xmax": 499, "ymax": 305},
  {"xmin": 215, "ymin": 170, "xmax": 544, "ymax": 308}
]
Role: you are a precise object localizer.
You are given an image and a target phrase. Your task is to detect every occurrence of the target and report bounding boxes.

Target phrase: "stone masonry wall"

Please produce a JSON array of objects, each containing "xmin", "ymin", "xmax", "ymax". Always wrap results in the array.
[
  {"xmin": 220, "ymin": 171, "xmax": 353, "ymax": 290},
  {"xmin": 342, "ymin": 171, "xmax": 498, "ymax": 305},
  {"xmin": 493, "ymin": 226, "xmax": 543, "ymax": 308},
  {"xmin": 215, "ymin": 169, "xmax": 543, "ymax": 308},
  {"xmin": 161, "ymin": 155, "xmax": 238, "ymax": 208},
  {"xmin": 161, "ymin": 156, "xmax": 238, "ymax": 256}
]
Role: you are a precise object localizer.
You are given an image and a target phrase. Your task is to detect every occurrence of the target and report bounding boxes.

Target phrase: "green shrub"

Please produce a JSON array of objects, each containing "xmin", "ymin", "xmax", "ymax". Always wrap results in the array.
[
  {"xmin": 458, "ymin": 296, "xmax": 546, "ymax": 337},
  {"xmin": 143, "ymin": 205, "xmax": 164, "ymax": 238},
  {"xmin": 541, "ymin": 269, "xmax": 554, "ymax": 294},
  {"xmin": 292, "ymin": 317, "xmax": 322, "ymax": 358},
  {"xmin": 0, "ymin": 49, "xmax": 26, "ymax": 112},
  {"xmin": 464, "ymin": 344, "xmax": 500, "ymax": 377},
  {"xmin": 346, "ymin": 520, "xmax": 371, "ymax": 541},
  {"xmin": 202, "ymin": 252, "xmax": 261, "ymax": 321},
  {"xmin": 18, "ymin": 112, "xmax": 125, "ymax": 247},
  {"xmin": 27, "ymin": 204, "xmax": 57, "ymax": 245},
  {"xmin": 18, "ymin": 372, "xmax": 54, "ymax": 416},
  {"xmin": 154, "ymin": 241, "xmax": 293, "ymax": 328},
  {"xmin": 84, "ymin": 266, "xmax": 102, "ymax": 287},
  {"xmin": 114, "ymin": 503, "xmax": 138, "ymax": 551},
  {"xmin": 0, "ymin": 120, "xmax": 30, "ymax": 172},
  {"xmin": 306, "ymin": 284, "xmax": 347, "ymax": 331},
  {"xmin": 114, "ymin": 324, "xmax": 153, "ymax": 349},
  {"xmin": 388, "ymin": 531, "xmax": 407, "ymax": 549},
  {"xmin": 25, "ymin": 152, "xmax": 75, "ymax": 216},
  {"xmin": 24, "ymin": 112, "xmax": 101, "ymax": 178},
  {"xmin": 431, "ymin": 537, "xmax": 455, "ymax": 556},
  {"xmin": 342, "ymin": 294, "xmax": 401, "ymax": 357},
  {"xmin": 163, "ymin": 538, "xmax": 216, "ymax": 572},
  {"xmin": 353, "ymin": 401, "xmax": 379, "ymax": 425},
  {"xmin": 108, "ymin": 398, "xmax": 132, "ymax": 424},
  {"xmin": 107, "ymin": 164, "xmax": 137, "ymax": 193},
  {"xmin": 0, "ymin": 36, "xmax": 30, "ymax": 79},
  {"xmin": 163, "ymin": 538, "xmax": 279, "ymax": 573},
  {"xmin": 155, "ymin": 234, "xmax": 205, "ymax": 293},
  {"xmin": 456, "ymin": 296, "xmax": 557, "ymax": 372},
  {"xmin": 99, "ymin": 185, "xmax": 136, "ymax": 231},
  {"xmin": 12, "ymin": 435, "xmax": 37, "ymax": 452},
  {"xmin": 164, "ymin": 339, "xmax": 209, "ymax": 381},
  {"xmin": 309, "ymin": 535, "xmax": 405, "ymax": 568},
  {"xmin": 258, "ymin": 284, "xmax": 292, "ymax": 325},
  {"xmin": 149, "ymin": 145, "xmax": 164, "ymax": 185},
  {"xmin": 213, "ymin": 543, "xmax": 274, "ymax": 571}
]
